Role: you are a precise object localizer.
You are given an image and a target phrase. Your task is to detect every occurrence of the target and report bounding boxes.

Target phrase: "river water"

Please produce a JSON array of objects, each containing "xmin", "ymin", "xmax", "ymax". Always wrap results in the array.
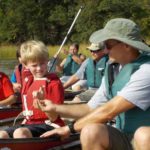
[{"xmin": 0, "ymin": 59, "xmax": 18, "ymax": 78}]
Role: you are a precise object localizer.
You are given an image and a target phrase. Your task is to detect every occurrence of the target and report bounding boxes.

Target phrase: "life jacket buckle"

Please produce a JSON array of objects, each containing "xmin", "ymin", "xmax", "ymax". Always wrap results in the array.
[{"xmin": 22, "ymin": 110, "xmax": 33, "ymax": 116}]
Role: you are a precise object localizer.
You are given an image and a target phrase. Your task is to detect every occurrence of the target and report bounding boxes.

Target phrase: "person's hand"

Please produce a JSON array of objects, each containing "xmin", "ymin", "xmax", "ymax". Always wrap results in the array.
[
  {"xmin": 61, "ymin": 49, "xmax": 68, "ymax": 55},
  {"xmin": 13, "ymin": 83, "xmax": 21, "ymax": 92},
  {"xmin": 40, "ymin": 126, "xmax": 71, "ymax": 140},
  {"xmin": 32, "ymin": 86, "xmax": 45, "ymax": 100},
  {"xmin": 33, "ymin": 99, "xmax": 56, "ymax": 113}
]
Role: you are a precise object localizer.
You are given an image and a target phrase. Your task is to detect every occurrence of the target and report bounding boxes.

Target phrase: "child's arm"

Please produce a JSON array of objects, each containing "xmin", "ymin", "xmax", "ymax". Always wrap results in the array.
[
  {"xmin": 0, "ymin": 73, "xmax": 17, "ymax": 106},
  {"xmin": 12, "ymin": 83, "xmax": 21, "ymax": 93},
  {"xmin": 0, "ymin": 95, "xmax": 16, "ymax": 106}
]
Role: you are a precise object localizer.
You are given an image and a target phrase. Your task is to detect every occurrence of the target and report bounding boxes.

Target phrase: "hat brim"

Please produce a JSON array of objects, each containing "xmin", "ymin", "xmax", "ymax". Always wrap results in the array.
[
  {"xmin": 89, "ymin": 29, "xmax": 150, "ymax": 53},
  {"xmin": 86, "ymin": 46, "xmax": 101, "ymax": 51}
]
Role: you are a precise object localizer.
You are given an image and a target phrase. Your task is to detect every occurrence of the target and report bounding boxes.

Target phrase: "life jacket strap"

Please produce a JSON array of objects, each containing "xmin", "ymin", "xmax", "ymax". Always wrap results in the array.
[{"xmin": 45, "ymin": 120, "xmax": 60, "ymax": 128}]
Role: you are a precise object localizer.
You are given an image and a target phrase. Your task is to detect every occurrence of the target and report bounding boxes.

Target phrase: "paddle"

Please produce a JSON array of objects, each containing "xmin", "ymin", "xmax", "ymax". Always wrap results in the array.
[{"xmin": 48, "ymin": 6, "xmax": 84, "ymax": 73}]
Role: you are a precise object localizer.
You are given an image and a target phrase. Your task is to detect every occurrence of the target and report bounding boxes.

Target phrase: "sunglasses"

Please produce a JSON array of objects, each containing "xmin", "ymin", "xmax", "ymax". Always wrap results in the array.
[{"xmin": 90, "ymin": 49, "xmax": 101, "ymax": 53}]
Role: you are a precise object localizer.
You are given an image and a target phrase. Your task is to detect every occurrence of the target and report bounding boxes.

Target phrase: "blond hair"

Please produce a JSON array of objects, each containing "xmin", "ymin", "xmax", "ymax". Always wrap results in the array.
[{"xmin": 20, "ymin": 40, "xmax": 49, "ymax": 65}]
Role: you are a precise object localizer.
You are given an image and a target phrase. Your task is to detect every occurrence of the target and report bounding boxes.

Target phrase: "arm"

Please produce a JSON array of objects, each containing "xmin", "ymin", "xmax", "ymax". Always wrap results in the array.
[
  {"xmin": 74, "ymin": 96, "xmax": 135, "ymax": 132},
  {"xmin": 0, "ymin": 95, "xmax": 16, "ymax": 106},
  {"xmin": 0, "ymin": 74, "xmax": 17, "ymax": 106},
  {"xmin": 72, "ymin": 55, "xmax": 83, "ymax": 65},
  {"xmin": 11, "ymin": 69, "xmax": 22, "ymax": 92},
  {"xmin": 75, "ymin": 64, "xmax": 150, "ymax": 130},
  {"xmin": 40, "ymin": 96, "xmax": 135, "ymax": 138},
  {"xmin": 12, "ymin": 83, "xmax": 22, "ymax": 93},
  {"xmin": 40, "ymin": 64, "xmax": 150, "ymax": 138},
  {"xmin": 63, "ymin": 74, "xmax": 80, "ymax": 89},
  {"xmin": 56, "ymin": 58, "xmax": 66, "ymax": 73},
  {"xmin": 35, "ymin": 99, "xmax": 92, "ymax": 119}
]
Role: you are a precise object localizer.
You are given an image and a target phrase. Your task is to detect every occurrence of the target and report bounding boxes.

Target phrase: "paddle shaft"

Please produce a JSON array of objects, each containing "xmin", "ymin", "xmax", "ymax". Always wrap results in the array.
[{"xmin": 48, "ymin": 6, "xmax": 84, "ymax": 72}]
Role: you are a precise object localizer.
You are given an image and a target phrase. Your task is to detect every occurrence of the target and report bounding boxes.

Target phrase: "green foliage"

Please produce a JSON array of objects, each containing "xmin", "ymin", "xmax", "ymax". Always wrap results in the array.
[
  {"xmin": 0, "ymin": 43, "xmax": 90, "ymax": 60},
  {"xmin": 0, "ymin": 0, "xmax": 150, "ymax": 44}
]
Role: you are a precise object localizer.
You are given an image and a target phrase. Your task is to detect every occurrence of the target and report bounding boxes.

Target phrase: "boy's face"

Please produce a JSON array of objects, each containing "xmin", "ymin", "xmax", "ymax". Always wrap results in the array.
[{"xmin": 26, "ymin": 60, "xmax": 48, "ymax": 78}]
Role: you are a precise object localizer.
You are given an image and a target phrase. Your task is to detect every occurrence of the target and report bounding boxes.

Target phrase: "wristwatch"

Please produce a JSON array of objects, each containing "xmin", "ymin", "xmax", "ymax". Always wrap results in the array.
[{"xmin": 67, "ymin": 121, "xmax": 76, "ymax": 134}]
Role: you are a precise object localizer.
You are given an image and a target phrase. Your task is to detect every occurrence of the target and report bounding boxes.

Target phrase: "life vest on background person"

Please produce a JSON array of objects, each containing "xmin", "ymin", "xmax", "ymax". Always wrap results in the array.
[
  {"xmin": 63, "ymin": 54, "xmax": 80, "ymax": 76},
  {"xmin": 85, "ymin": 55, "xmax": 108, "ymax": 88}
]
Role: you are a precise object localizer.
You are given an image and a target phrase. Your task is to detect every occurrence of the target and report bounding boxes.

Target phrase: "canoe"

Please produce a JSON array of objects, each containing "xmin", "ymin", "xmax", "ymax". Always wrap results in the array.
[
  {"xmin": 0, "ymin": 89, "xmax": 76, "ymax": 121},
  {"xmin": 0, "ymin": 133, "xmax": 80, "ymax": 150},
  {"xmin": 64, "ymin": 90, "xmax": 83, "ymax": 100},
  {"xmin": 0, "ymin": 90, "xmax": 83, "ymax": 126},
  {"xmin": 0, "ymin": 106, "xmax": 22, "ymax": 120}
]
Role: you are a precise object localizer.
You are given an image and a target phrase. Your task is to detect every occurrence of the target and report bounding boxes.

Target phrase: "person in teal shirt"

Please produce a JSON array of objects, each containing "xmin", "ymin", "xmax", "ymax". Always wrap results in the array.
[
  {"xmin": 63, "ymin": 42, "xmax": 108, "ymax": 102},
  {"xmin": 57, "ymin": 43, "xmax": 83, "ymax": 83}
]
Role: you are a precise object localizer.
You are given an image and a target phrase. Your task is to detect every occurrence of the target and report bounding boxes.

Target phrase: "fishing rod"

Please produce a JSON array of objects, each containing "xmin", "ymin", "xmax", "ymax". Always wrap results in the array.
[{"xmin": 48, "ymin": 6, "xmax": 84, "ymax": 72}]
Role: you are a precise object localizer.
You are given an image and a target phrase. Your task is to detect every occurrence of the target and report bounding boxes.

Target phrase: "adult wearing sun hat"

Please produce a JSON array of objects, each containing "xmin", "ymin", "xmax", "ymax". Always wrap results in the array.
[
  {"xmin": 79, "ymin": 18, "xmax": 150, "ymax": 150},
  {"xmin": 29, "ymin": 18, "xmax": 150, "ymax": 150},
  {"xmin": 63, "ymin": 42, "xmax": 108, "ymax": 102}
]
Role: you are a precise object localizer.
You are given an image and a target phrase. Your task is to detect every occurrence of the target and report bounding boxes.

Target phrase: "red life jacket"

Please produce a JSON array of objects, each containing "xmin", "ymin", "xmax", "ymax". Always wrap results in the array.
[
  {"xmin": 14, "ymin": 65, "xmax": 32, "ymax": 103},
  {"xmin": 21, "ymin": 73, "xmax": 65, "ymax": 126},
  {"xmin": 0, "ymin": 72, "xmax": 14, "ymax": 100}
]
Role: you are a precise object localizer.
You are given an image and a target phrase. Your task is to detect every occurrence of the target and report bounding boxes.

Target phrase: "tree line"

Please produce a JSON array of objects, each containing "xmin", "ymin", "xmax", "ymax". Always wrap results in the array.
[{"xmin": 0, "ymin": 0, "xmax": 150, "ymax": 45}]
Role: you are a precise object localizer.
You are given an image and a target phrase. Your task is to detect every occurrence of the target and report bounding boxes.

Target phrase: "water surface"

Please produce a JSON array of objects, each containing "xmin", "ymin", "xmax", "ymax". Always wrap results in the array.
[{"xmin": 0, "ymin": 59, "xmax": 18, "ymax": 78}]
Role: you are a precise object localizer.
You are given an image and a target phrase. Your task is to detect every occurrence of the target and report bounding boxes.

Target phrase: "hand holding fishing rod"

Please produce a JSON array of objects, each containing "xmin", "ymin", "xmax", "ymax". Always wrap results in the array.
[{"xmin": 48, "ymin": 6, "xmax": 84, "ymax": 72}]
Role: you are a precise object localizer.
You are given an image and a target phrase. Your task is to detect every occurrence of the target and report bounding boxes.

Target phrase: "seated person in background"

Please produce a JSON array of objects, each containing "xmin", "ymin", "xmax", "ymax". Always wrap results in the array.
[
  {"xmin": 0, "ymin": 40, "xmax": 64, "ymax": 138},
  {"xmin": 63, "ymin": 42, "xmax": 108, "ymax": 102},
  {"xmin": 56, "ymin": 43, "xmax": 83, "ymax": 83},
  {"xmin": 0, "ymin": 72, "xmax": 16, "ymax": 107},
  {"xmin": 11, "ymin": 48, "xmax": 22, "ymax": 93}
]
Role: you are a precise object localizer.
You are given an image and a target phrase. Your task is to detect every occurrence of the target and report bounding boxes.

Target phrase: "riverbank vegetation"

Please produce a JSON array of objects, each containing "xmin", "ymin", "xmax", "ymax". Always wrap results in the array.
[
  {"xmin": 0, "ymin": 0, "xmax": 150, "ymax": 59},
  {"xmin": 0, "ymin": 44, "xmax": 90, "ymax": 60},
  {"xmin": 0, "ymin": 0, "xmax": 150, "ymax": 45}
]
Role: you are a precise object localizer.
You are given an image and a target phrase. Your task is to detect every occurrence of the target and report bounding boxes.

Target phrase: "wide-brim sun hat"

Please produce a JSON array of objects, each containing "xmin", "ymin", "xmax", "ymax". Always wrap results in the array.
[
  {"xmin": 89, "ymin": 18, "xmax": 150, "ymax": 53},
  {"xmin": 86, "ymin": 43, "xmax": 104, "ymax": 51}
]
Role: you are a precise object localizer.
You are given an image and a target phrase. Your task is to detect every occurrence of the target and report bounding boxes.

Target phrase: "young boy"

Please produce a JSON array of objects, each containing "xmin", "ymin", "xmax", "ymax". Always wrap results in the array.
[
  {"xmin": 0, "ymin": 72, "xmax": 16, "ymax": 106},
  {"xmin": 0, "ymin": 40, "xmax": 64, "ymax": 138}
]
